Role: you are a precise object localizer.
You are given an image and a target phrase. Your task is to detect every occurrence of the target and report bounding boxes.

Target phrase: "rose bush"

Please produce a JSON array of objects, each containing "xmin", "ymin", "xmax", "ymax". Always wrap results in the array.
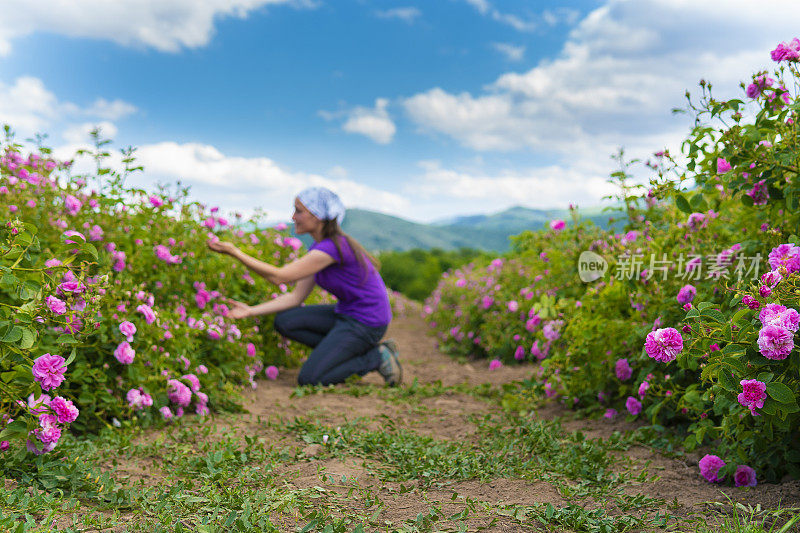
[
  {"xmin": 0, "ymin": 130, "xmax": 338, "ymax": 464},
  {"xmin": 424, "ymin": 40, "xmax": 800, "ymax": 481}
]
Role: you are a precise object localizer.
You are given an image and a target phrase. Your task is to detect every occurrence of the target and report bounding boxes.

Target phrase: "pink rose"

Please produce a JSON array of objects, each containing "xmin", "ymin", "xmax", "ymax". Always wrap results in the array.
[{"xmin": 32, "ymin": 354, "xmax": 67, "ymax": 391}]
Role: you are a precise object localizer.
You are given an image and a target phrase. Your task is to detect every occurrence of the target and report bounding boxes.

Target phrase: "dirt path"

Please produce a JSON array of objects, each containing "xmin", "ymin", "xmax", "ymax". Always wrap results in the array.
[
  {"xmin": 228, "ymin": 303, "xmax": 799, "ymax": 528},
  {"xmin": 88, "ymin": 301, "xmax": 800, "ymax": 531}
]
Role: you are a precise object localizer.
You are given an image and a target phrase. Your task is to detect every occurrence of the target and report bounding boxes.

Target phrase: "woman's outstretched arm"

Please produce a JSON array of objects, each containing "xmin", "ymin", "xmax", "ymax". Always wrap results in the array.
[
  {"xmin": 207, "ymin": 240, "xmax": 334, "ymax": 285},
  {"xmin": 227, "ymin": 275, "xmax": 316, "ymax": 318}
]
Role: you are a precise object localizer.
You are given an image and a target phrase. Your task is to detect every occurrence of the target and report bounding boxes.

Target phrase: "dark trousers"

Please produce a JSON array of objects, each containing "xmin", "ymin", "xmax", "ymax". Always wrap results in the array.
[{"xmin": 274, "ymin": 304, "xmax": 387, "ymax": 386}]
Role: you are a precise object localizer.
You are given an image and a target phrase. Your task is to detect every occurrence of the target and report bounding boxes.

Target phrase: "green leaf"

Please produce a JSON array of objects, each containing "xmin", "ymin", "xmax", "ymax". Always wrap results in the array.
[
  {"xmin": 756, "ymin": 372, "xmax": 774, "ymax": 383},
  {"xmin": 79, "ymin": 242, "xmax": 98, "ymax": 260},
  {"xmin": 786, "ymin": 189, "xmax": 798, "ymax": 211},
  {"xmin": 1, "ymin": 326, "xmax": 23, "ymax": 344},
  {"xmin": 0, "ymin": 271, "xmax": 16, "ymax": 288},
  {"xmin": 781, "ymin": 402, "xmax": 800, "ymax": 414},
  {"xmin": 0, "ymin": 420, "xmax": 28, "ymax": 440},
  {"xmin": 19, "ymin": 327, "xmax": 36, "ymax": 350},
  {"xmin": 675, "ymin": 194, "xmax": 692, "ymax": 214},
  {"xmin": 697, "ymin": 301, "xmax": 714, "ymax": 311},
  {"xmin": 718, "ymin": 369, "xmax": 739, "ymax": 393},
  {"xmin": 55, "ymin": 334, "xmax": 79, "ymax": 344},
  {"xmin": 721, "ymin": 344, "xmax": 746, "ymax": 357},
  {"xmin": 690, "ymin": 193, "xmax": 708, "ymax": 211},
  {"xmin": 65, "ymin": 347, "xmax": 77, "ymax": 366},
  {"xmin": 760, "ymin": 401, "xmax": 777, "ymax": 415},
  {"xmin": 731, "ymin": 309, "xmax": 750, "ymax": 324},
  {"xmin": 766, "ymin": 382, "xmax": 795, "ymax": 404},
  {"xmin": 700, "ymin": 308, "xmax": 725, "ymax": 323},
  {"xmin": 720, "ymin": 357, "xmax": 746, "ymax": 375}
]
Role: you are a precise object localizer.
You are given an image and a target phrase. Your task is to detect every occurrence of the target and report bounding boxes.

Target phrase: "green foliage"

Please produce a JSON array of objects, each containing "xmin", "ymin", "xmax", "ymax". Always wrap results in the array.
[
  {"xmin": 424, "ymin": 51, "xmax": 800, "ymax": 480},
  {"xmin": 0, "ymin": 128, "xmax": 334, "ymax": 469},
  {"xmin": 377, "ymin": 247, "xmax": 487, "ymax": 301}
]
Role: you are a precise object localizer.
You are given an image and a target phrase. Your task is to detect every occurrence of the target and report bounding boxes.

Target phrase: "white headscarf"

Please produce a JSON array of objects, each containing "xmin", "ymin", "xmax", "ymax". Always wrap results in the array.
[{"xmin": 296, "ymin": 187, "xmax": 346, "ymax": 225}]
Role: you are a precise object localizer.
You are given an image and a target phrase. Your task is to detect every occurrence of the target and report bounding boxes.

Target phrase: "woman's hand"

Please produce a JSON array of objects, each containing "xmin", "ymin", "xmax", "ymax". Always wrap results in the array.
[
  {"xmin": 226, "ymin": 299, "xmax": 252, "ymax": 319},
  {"xmin": 207, "ymin": 239, "xmax": 238, "ymax": 256}
]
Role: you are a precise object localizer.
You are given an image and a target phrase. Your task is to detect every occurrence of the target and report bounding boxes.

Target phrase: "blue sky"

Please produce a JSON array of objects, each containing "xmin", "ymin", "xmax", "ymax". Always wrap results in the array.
[{"xmin": 0, "ymin": 0, "xmax": 797, "ymax": 223}]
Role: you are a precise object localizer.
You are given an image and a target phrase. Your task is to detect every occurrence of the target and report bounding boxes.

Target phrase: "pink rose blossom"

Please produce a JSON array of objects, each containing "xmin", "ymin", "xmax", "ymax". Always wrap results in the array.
[
  {"xmin": 46, "ymin": 296, "xmax": 67, "ymax": 315},
  {"xmin": 615, "ymin": 358, "xmax": 632, "ymax": 381},
  {"xmin": 167, "ymin": 379, "xmax": 192, "ymax": 407},
  {"xmin": 119, "ymin": 321, "xmax": 137, "ymax": 341},
  {"xmin": 676, "ymin": 285, "xmax": 696, "ymax": 305},
  {"xmin": 137, "ymin": 304, "xmax": 156, "ymax": 324},
  {"xmin": 734, "ymin": 465, "xmax": 757, "ymax": 487},
  {"xmin": 625, "ymin": 396, "xmax": 642, "ymax": 415},
  {"xmin": 716, "ymin": 158, "xmax": 732, "ymax": 174},
  {"xmin": 49, "ymin": 396, "xmax": 79, "ymax": 424},
  {"xmin": 64, "ymin": 195, "xmax": 82, "ymax": 215},
  {"xmin": 644, "ymin": 328, "xmax": 683, "ymax": 363},
  {"xmin": 159, "ymin": 406, "xmax": 173, "ymax": 420},
  {"xmin": 759, "ymin": 304, "xmax": 799, "ymax": 332},
  {"xmin": 488, "ymin": 359, "xmax": 502, "ymax": 370},
  {"xmin": 265, "ymin": 365, "xmax": 279, "ymax": 380},
  {"xmin": 699, "ymin": 454, "xmax": 726, "ymax": 483},
  {"xmin": 114, "ymin": 342, "xmax": 135, "ymax": 364},
  {"xmin": 88, "ymin": 225, "xmax": 104, "ymax": 241},
  {"xmin": 549, "ymin": 219, "xmax": 565, "ymax": 231},
  {"xmin": 747, "ymin": 180, "xmax": 769, "ymax": 206},
  {"xmin": 32, "ymin": 354, "xmax": 67, "ymax": 391},
  {"xmin": 181, "ymin": 374, "xmax": 201, "ymax": 392},
  {"xmin": 742, "ymin": 295, "xmax": 760, "ymax": 310},
  {"xmin": 638, "ymin": 381, "xmax": 649, "ymax": 398},
  {"xmin": 757, "ymin": 325, "xmax": 794, "ymax": 360},
  {"xmin": 737, "ymin": 379, "xmax": 767, "ymax": 415},
  {"xmin": 761, "ymin": 270, "xmax": 783, "ymax": 288},
  {"xmin": 768, "ymin": 244, "xmax": 800, "ymax": 273},
  {"xmin": 514, "ymin": 345, "xmax": 525, "ymax": 361},
  {"xmin": 34, "ymin": 424, "xmax": 61, "ymax": 445},
  {"xmin": 771, "ymin": 38, "xmax": 800, "ymax": 62}
]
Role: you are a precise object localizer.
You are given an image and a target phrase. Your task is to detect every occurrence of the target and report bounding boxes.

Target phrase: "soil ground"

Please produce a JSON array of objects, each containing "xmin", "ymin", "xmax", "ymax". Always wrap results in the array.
[{"xmin": 40, "ymin": 300, "xmax": 800, "ymax": 531}]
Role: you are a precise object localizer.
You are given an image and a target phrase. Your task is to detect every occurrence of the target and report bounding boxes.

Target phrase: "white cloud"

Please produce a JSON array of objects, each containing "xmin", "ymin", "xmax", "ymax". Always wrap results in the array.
[
  {"xmin": 62, "ymin": 122, "xmax": 119, "ymax": 145},
  {"xmin": 492, "ymin": 43, "xmax": 525, "ymax": 62},
  {"xmin": 375, "ymin": 7, "xmax": 421, "ymax": 24},
  {"xmin": 0, "ymin": 76, "xmax": 136, "ymax": 140},
  {"xmin": 542, "ymin": 8, "xmax": 580, "ymax": 26},
  {"xmin": 328, "ymin": 165, "xmax": 348, "ymax": 179},
  {"xmin": 341, "ymin": 98, "xmax": 396, "ymax": 144},
  {"xmin": 405, "ymin": 0, "xmax": 800, "ymax": 161},
  {"xmin": 53, "ymin": 140, "xmax": 410, "ymax": 222},
  {"xmin": 462, "ymin": 0, "xmax": 536, "ymax": 32},
  {"xmin": 0, "ymin": 0, "xmax": 311, "ymax": 55},
  {"xmin": 398, "ymin": 159, "xmax": 618, "ymax": 223},
  {"xmin": 84, "ymin": 99, "xmax": 139, "ymax": 121}
]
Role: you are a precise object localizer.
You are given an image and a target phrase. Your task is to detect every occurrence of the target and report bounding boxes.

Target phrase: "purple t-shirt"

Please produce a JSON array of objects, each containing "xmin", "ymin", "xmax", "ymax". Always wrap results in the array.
[{"xmin": 310, "ymin": 237, "xmax": 392, "ymax": 327}]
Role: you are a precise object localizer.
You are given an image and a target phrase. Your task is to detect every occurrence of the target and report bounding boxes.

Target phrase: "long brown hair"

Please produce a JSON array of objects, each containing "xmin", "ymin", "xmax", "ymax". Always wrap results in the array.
[{"xmin": 321, "ymin": 219, "xmax": 380, "ymax": 283}]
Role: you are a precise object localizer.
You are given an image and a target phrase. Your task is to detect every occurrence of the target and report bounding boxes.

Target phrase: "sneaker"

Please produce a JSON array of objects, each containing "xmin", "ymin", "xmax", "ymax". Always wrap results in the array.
[{"xmin": 378, "ymin": 339, "xmax": 402, "ymax": 386}]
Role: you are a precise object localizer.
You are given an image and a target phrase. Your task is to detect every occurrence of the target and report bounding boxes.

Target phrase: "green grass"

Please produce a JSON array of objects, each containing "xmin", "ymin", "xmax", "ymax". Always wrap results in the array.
[{"xmin": 2, "ymin": 380, "xmax": 798, "ymax": 532}]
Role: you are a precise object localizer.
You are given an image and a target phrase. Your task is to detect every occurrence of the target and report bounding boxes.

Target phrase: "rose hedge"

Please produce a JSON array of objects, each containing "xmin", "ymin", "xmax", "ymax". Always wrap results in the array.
[
  {"xmin": 0, "ymin": 133, "xmax": 339, "ymax": 463},
  {"xmin": 424, "ymin": 40, "xmax": 800, "ymax": 481}
]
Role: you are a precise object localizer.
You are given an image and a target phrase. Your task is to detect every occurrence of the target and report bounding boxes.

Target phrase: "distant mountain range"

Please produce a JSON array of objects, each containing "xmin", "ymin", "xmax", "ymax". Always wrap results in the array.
[{"xmin": 291, "ymin": 205, "xmax": 626, "ymax": 253}]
